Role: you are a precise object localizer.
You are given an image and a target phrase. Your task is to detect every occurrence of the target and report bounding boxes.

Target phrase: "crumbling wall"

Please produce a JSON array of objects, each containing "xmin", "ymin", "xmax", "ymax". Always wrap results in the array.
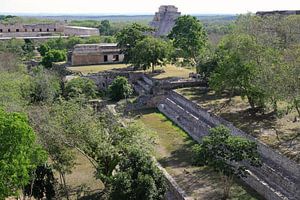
[{"xmin": 157, "ymin": 91, "xmax": 300, "ymax": 200}]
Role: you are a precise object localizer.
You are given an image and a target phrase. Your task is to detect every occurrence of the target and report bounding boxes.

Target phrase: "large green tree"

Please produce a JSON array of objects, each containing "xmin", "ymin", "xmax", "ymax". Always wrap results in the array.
[
  {"xmin": 110, "ymin": 148, "xmax": 166, "ymax": 200},
  {"xmin": 41, "ymin": 49, "xmax": 66, "ymax": 68},
  {"xmin": 116, "ymin": 23, "xmax": 153, "ymax": 64},
  {"xmin": 0, "ymin": 109, "xmax": 47, "ymax": 200},
  {"xmin": 193, "ymin": 125, "xmax": 261, "ymax": 199},
  {"xmin": 131, "ymin": 36, "xmax": 171, "ymax": 72},
  {"xmin": 209, "ymin": 33, "xmax": 268, "ymax": 109},
  {"xmin": 168, "ymin": 15, "xmax": 207, "ymax": 67}
]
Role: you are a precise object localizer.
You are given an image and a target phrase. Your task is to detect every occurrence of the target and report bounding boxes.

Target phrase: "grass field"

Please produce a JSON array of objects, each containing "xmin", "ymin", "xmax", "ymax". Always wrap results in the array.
[
  {"xmin": 146, "ymin": 64, "xmax": 195, "ymax": 79},
  {"xmin": 176, "ymin": 87, "xmax": 300, "ymax": 162},
  {"xmin": 67, "ymin": 63, "xmax": 195, "ymax": 79},
  {"xmin": 135, "ymin": 110, "xmax": 262, "ymax": 200},
  {"xmin": 67, "ymin": 64, "xmax": 128, "ymax": 75},
  {"xmin": 61, "ymin": 151, "xmax": 104, "ymax": 199}
]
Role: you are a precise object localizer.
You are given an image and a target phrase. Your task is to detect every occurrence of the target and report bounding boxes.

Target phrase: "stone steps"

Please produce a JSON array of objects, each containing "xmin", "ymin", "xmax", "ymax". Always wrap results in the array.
[
  {"xmin": 167, "ymin": 92, "xmax": 299, "ymax": 198},
  {"xmin": 157, "ymin": 93, "xmax": 298, "ymax": 200}
]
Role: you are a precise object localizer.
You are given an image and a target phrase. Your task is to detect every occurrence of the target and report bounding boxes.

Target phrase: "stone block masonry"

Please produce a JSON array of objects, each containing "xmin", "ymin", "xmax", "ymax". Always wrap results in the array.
[
  {"xmin": 158, "ymin": 91, "xmax": 300, "ymax": 200},
  {"xmin": 149, "ymin": 5, "xmax": 181, "ymax": 37}
]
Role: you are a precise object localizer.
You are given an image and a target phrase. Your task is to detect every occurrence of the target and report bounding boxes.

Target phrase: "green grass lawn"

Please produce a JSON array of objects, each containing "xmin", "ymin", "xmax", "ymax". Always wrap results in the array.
[
  {"xmin": 176, "ymin": 87, "xmax": 300, "ymax": 163},
  {"xmin": 135, "ymin": 109, "xmax": 262, "ymax": 200},
  {"xmin": 67, "ymin": 64, "xmax": 128, "ymax": 75},
  {"xmin": 67, "ymin": 63, "xmax": 195, "ymax": 79},
  {"xmin": 146, "ymin": 64, "xmax": 195, "ymax": 79}
]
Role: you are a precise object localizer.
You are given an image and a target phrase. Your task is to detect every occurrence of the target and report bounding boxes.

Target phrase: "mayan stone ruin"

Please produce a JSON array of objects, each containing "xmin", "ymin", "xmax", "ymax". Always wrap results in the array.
[{"xmin": 149, "ymin": 5, "xmax": 181, "ymax": 37}]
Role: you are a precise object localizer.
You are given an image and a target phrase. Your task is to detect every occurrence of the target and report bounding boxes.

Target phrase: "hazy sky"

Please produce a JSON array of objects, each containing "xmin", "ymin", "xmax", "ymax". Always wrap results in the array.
[{"xmin": 1, "ymin": 0, "xmax": 300, "ymax": 15}]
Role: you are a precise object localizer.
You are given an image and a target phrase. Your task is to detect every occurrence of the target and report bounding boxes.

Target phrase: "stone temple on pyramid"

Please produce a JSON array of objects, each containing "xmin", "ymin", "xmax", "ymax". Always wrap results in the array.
[{"xmin": 149, "ymin": 5, "xmax": 181, "ymax": 37}]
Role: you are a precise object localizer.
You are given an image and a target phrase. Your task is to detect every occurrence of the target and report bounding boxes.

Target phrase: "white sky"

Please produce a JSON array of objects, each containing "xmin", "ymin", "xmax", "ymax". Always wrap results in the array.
[{"xmin": 0, "ymin": 0, "xmax": 300, "ymax": 15}]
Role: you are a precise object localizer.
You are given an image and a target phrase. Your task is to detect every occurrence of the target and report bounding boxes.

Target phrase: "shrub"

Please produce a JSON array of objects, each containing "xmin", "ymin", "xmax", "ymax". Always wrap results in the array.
[
  {"xmin": 108, "ymin": 76, "xmax": 133, "ymax": 101},
  {"xmin": 41, "ymin": 49, "xmax": 66, "ymax": 68},
  {"xmin": 64, "ymin": 77, "xmax": 97, "ymax": 100}
]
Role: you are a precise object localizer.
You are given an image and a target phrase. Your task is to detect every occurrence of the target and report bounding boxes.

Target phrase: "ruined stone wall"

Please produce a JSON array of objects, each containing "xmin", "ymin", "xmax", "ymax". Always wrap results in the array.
[
  {"xmin": 155, "ymin": 161, "xmax": 191, "ymax": 200},
  {"xmin": 85, "ymin": 71, "xmax": 143, "ymax": 91},
  {"xmin": 72, "ymin": 54, "xmax": 103, "ymax": 66},
  {"xmin": 0, "ymin": 23, "xmax": 98, "ymax": 38},
  {"xmin": 0, "ymin": 23, "xmax": 64, "ymax": 37},
  {"xmin": 157, "ymin": 91, "xmax": 300, "ymax": 200},
  {"xmin": 63, "ymin": 26, "xmax": 99, "ymax": 36}
]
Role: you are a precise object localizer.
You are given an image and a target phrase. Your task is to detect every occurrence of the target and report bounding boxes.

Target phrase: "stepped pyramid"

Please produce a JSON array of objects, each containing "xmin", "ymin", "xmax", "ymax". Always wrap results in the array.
[{"xmin": 149, "ymin": 5, "xmax": 181, "ymax": 37}]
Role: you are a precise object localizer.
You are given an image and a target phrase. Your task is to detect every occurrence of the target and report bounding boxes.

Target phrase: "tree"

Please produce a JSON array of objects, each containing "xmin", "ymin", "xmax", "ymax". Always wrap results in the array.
[
  {"xmin": 64, "ymin": 77, "xmax": 97, "ymax": 100},
  {"xmin": 192, "ymin": 125, "xmax": 261, "ymax": 199},
  {"xmin": 131, "ymin": 36, "xmax": 171, "ymax": 72},
  {"xmin": 99, "ymin": 20, "xmax": 112, "ymax": 35},
  {"xmin": 108, "ymin": 76, "xmax": 133, "ymax": 101},
  {"xmin": 0, "ymin": 109, "xmax": 47, "ymax": 199},
  {"xmin": 23, "ymin": 164, "xmax": 56, "ymax": 200},
  {"xmin": 0, "ymin": 72, "xmax": 30, "ymax": 112},
  {"xmin": 110, "ymin": 148, "xmax": 166, "ymax": 200},
  {"xmin": 38, "ymin": 44, "xmax": 50, "ymax": 56},
  {"xmin": 116, "ymin": 23, "xmax": 153, "ymax": 64},
  {"xmin": 28, "ymin": 67, "xmax": 61, "ymax": 104},
  {"xmin": 41, "ymin": 49, "xmax": 67, "ymax": 68},
  {"xmin": 209, "ymin": 33, "xmax": 268, "ymax": 109},
  {"xmin": 168, "ymin": 15, "xmax": 207, "ymax": 67},
  {"xmin": 282, "ymin": 45, "xmax": 300, "ymax": 117}
]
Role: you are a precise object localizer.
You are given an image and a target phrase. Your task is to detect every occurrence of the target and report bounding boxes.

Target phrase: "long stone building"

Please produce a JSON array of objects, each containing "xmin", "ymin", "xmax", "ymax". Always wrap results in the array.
[
  {"xmin": 0, "ymin": 23, "xmax": 99, "ymax": 38},
  {"xmin": 256, "ymin": 10, "xmax": 300, "ymax": 16},
  {"xmin": 149, "ymin": 5, "xmax": 181, "ymax": 37},
  {"xmin": 71, "ymin": 43, "xmax": 124, "ymax": 66}
]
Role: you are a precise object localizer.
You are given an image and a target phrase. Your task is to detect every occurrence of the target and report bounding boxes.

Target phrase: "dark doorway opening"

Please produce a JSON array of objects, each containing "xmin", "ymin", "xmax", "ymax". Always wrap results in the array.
[
  {"xmin": 113, "ymin": 55, "xmax": 119, "ymax": 62},
  {"xmin": 104, "ymin": 55, "xmax": 108, "ymax": 62}
]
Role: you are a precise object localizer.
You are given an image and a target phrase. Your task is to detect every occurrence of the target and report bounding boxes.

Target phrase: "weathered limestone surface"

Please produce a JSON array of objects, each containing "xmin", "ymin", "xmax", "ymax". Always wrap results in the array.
[
  {"xmin": 157, "ymin": 91, "xmax": 300, "ymax": 200},
  {"xmin": 71, "ymin": 43, "xmax": 124, "ymax": 66},
  {"xmin": 149, "ymin": 5, "xmax": 181, "ymax": 37},
  {"xmin": 0, "ymin": 23, "xmax": 99, "ymax": 38},
  {"xmin": 84, "ymin": 71, "xmax": 299, "ymax": 200}
]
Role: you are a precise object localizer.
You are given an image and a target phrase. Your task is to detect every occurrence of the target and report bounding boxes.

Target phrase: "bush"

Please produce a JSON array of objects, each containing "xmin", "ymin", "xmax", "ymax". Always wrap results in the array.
[
  {"xmin": 38, "ymin": 44, "xmax": 50, "ymax": 56},
  {"xmin": 29, "ymin": 68, "xmax": 61, "ymax": 103},
  {"xmin": 64, "ymin": 77, "xmax": 97, "ymax": 100},
  {"xmin": 110, "ymin": 148, "xmax": 166, "ymax": 200},
  {"xmin": 41, "ymin": 49, "xmax": 66, "ymax": 68},
  {"xmin": 108, "ymin": 76, "xmax": 133, "ymax": 101}
]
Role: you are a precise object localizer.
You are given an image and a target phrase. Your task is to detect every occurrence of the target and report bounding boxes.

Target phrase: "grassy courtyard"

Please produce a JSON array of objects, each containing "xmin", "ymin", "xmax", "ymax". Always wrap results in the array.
[
  {"xmin": 67, "ymin": 63, "xmax": 195, "ymax": 79},
  {"xmin": 67, "ymin": 63, "xmax": 128, "ymax": 75},
  {"xmin": 135, "ymin": 110, "xmax": 262, "ymax": 200},
  {"xmin": 176, "ymin": 87, "xmax": 300, "ymax": 162}
]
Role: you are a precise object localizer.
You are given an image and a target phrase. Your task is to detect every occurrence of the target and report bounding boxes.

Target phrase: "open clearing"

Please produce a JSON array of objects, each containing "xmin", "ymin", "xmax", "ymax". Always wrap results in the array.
[
  {"xmin": 62, "ymin": 151, "xmax": 104, "ymax": 199},
  {"xmin": 136, "ymin": 109, "xmax": 262, "ymax": 200},
  {"xmin": 146, "ymin": 64, "xmax": 194, "ymax": 79},
  {"xmin": 67, "ymin": 63, "xmax": 128, "ymax": 75},
  {"xmin": 176, "ymin": 87, "xmax": 300, "ymax": 163},
  {"xmin": 67, "ymin": 63, "xmax": 195, "ymax": 79}
]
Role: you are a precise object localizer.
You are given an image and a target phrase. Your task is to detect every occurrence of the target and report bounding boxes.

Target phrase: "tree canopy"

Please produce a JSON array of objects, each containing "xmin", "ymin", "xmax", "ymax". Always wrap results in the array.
[
  {"xmin": 64, "ymin": 77, "xmax": 98, "ymax": 100},
  {"xmin": 0, "ymin": 109, "xmax": 47, "ymax": 199},
  {"xmin": 168, "ymin": 15, "xmax": 207, "ymax": 67},
  {"xmin": 193, "ymin": 125, "xmax": 261, "ymax": 199},
  {"xmin": 116, "ymin": 23, "xmax": 153, "ymax": 64},
  {"xmin": 41, "ymin": 49, "xmax": 67, "ymax": 68},
  {"xmin": 108, "ymin": 76, "xmax": 133, "ymax": 101},
  {"xmin": 131, "ymin": 36, "xmax": 171, "ymax": 72}
]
